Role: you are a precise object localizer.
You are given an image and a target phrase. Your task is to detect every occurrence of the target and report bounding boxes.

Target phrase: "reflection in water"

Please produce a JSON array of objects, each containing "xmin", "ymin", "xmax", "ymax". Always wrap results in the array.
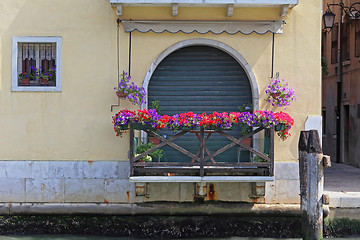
[
  {"xmin": 0, "ymin": 236, "xmax": 301, "ymax": 240},
  {"xmin": 0, "ymin": 236, "xmax": 359, "ymax": 240}
]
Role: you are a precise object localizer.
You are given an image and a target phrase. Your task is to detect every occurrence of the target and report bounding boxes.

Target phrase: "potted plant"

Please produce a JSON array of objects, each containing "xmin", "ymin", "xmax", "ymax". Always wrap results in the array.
[
  {"xmin": 114, "ymin": 71, "xmax": 147, "ymax": 105},
  {"xmin": 40, "ymin": 72, "xmax": 51, "ymax": 85},
  {"xmin": 112, "ymin": 109, "xmax": 294, "ymax": 141},
  {"xmin": 265, "ymin": 78, "xmax": 296, "ymax": 109},
  {"xmin": 40, "ymin": 66, "xmax": 56, "ymax": 86},
  {"xmin": 18, "ymin": 72, "xmax": 30, "ymax": 85},
  {"xmin": 148, "ymin": 100, "xmax": 162, "ymax": 145},
  {"xmin": 169, "ymin": 112, "xmax": 201, "ymax": 131},
  {"xmin": 136, "ymin": 142, "xmax": 163, "ymax": 162},
  {"xmin": 133, "ymin": 109, "xmax": 162, "ymax": 130},
  {"xmin": 238, "ymin": 103, "xmax": 253, "ymax": 145},
  {"xmin": 112, "ymin": 109, "xmax": 136, "ymax": 137},
  {"xmin": 274, "ymin": 111, "xmax": 294, "ymax": 141},
  {"xmin": 251, "ymin": 153, "xmax": 269, "ymax": 163}
]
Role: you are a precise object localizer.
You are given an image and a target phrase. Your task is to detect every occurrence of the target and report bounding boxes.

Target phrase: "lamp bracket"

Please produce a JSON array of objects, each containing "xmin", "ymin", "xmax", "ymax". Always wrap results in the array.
[{"xmin": 327, "ymin": 2, "xmax": 360, "ymax": 19}]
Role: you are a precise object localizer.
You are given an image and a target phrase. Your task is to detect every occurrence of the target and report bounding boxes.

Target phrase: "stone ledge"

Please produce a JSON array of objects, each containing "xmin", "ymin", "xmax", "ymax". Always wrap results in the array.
[{"xmin": 0, "ymin": 203, "xmax": 301, "ymax": 216}]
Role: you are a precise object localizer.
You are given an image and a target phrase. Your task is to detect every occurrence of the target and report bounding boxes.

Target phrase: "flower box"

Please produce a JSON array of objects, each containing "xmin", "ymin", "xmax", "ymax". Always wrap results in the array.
[
  {"xmin": 179, "ymin": 126, "xmax": 196, "ymax": 131},
  {"xmin": 275, "ymin": 123, "xmax": 285, "ymax": 131},
  {"xmin": 133, "ymin": 123, "xmax": 156, "ymax": 130},
  {"xmin": 119, "ymin": 124, "xmax": 129, "ymax": 130},
  {"xmin": 205, "ymin": 125, "xmax": 232, "ymax": 130},
  {"xmin": 113, "ymin": 110, "xmax": 294, "ymax": 141}
]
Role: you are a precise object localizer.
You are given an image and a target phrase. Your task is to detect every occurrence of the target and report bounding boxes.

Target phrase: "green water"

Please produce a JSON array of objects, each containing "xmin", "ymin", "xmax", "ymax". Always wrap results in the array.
[
  {"xmin": 0, "ymin": 236, "xmax": 359, "ymax": 240},
  {"xmin": 0, "ymin": 237, "xmax": 299, "ymax": 240}
]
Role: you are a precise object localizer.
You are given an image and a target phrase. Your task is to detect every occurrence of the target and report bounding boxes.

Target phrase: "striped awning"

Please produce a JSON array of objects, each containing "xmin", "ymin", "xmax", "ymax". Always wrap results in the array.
[{"xmin": 121, "ymin": 20, "xmax": 284, "ymax": 35}]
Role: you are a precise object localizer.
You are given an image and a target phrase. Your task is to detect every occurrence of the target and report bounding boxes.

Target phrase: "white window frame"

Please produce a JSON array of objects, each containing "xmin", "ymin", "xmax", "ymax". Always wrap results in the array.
[{"xmin": 12, "ymin": 36, "xmax": 62, "ymax": 92}]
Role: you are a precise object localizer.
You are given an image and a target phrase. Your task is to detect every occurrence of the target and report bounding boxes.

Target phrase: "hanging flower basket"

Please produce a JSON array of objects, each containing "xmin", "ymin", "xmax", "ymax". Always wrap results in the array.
[
  {"xmin": 271, "ymin": 93, "xmax": 280, "ymax": 99},
  {"xmin": 114, "ymin": 72, "xmax": 146, "ymax": 105},
  {"xmin": 265, "ymin": 78, "xmax": 296, "ymax": 108}
]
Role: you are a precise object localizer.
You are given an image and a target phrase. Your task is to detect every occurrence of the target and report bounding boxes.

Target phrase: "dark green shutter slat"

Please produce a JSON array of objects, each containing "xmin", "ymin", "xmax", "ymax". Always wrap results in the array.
[{"xmin": 148, "ymin": 46, "xmax": 252, "ymax": 163}]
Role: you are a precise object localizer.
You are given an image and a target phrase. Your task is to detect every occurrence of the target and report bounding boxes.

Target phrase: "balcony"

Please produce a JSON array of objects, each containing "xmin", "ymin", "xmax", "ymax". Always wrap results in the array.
[{"xmin": 129, "ymin": 123, "xmax": 275, "ymax": 182}]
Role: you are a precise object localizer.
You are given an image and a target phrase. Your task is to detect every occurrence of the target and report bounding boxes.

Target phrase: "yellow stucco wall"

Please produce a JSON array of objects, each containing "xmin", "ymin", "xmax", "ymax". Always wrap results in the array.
[{"xmin": 0, "ymin": 0, "xmax": 321, "ymax": 161}]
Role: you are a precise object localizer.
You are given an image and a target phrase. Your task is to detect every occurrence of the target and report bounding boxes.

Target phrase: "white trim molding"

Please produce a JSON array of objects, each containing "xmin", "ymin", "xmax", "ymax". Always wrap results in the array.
[
  {"xmin": 110, "ymin": 0, "xmax": 298, "ymax": 7},
  {"xmin": 12, "ymin": 36, "xmax": 62, "ymax": 92},
  {"xmin": 110, "ymin": 0, "xmax": 298, "ymax": 16}
]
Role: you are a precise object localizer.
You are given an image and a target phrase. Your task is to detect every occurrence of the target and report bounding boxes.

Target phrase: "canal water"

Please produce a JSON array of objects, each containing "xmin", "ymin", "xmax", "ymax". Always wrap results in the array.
[
  {"xmin": 0, "ymin": 236, "xmax": 359, "ymax": 240},
  {"xmin": 0, "ymin": 237, "xmax": 303, "ymax": 240}
]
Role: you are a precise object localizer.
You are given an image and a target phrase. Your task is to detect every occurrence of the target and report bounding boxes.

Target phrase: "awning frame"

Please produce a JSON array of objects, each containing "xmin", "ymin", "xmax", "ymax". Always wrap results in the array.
[{"xmin": 121, "ymin": 20, "xmax": 285, "ymax": 35}]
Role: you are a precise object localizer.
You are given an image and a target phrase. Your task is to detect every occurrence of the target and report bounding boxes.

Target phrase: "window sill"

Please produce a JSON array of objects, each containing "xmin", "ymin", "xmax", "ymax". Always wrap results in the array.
[
  {"xmin": 12, "ymin": 86, "xmax": 61, "ymax": 92},
  {"xmin": 129, "ymin": 176, "xmax": 274, "ymax": 182}
]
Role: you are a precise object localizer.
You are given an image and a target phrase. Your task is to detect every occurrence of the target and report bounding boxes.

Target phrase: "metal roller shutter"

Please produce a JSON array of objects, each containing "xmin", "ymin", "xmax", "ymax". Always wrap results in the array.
[{"xmin": 148, "ymin": 46, "xmax": 252, "ymax": 163}]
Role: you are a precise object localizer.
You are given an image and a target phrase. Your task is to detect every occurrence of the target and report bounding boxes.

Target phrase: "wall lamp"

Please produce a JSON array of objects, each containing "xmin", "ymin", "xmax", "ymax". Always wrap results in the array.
[{"xmin": 323, "ymin": 2, "xmax": 360, "ymax": 30}]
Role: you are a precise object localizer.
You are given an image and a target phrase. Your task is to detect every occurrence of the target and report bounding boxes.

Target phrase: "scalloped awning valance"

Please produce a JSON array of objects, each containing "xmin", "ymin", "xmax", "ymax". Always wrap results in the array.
[{"xmin": 121, "ymin": 20, "xmax": 284, "ymax": 35}]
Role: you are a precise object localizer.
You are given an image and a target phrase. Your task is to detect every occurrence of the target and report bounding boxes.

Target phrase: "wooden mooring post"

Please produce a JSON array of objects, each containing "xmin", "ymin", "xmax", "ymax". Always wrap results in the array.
[{"xmin": 299, "ymin": 130, "xmax": 330, "ymax": 240}]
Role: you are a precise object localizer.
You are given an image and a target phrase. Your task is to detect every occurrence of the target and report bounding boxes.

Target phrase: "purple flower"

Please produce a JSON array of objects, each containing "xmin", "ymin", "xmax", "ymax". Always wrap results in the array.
[
  {"xmin": 265, "ymin": 78, "xmax": 296, "ymax": 109},
  {"xmin": 115, "ymin": 71, "xmax": 147, "ymax": 105}
]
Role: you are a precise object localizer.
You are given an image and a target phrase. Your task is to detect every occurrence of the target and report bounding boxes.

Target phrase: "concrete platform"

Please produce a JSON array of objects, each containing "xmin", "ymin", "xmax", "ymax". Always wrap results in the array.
[{"xmin": 324, "ymin": 162, "xmax": 360, "ymax": 209}]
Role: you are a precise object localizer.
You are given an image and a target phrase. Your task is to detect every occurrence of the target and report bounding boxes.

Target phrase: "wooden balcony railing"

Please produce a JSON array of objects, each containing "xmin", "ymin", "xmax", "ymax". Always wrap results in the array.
[{"xmin": 129, "ymin": 123, "xmax": 274, "ymax": 178}]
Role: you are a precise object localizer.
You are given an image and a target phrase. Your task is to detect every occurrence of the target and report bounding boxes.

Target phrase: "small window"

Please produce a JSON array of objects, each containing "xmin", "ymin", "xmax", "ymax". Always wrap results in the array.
[
  {"xmin": 12, "ymin": 37, "xmax": 61, "ymax": 91},
  {"xmin": 331, "ymin": 24, "xmax": 338, "ymax": 64},
  {"xmin": 341, "ymin": 23, "xmax": 350, "ymax": 61},
  {"xmin": 355, "ymin": 21, "xmax": 360, "ymax": 57},
  {"xmin": 322, "ymin": 31, "xmax": 326, "ymax": 58}
]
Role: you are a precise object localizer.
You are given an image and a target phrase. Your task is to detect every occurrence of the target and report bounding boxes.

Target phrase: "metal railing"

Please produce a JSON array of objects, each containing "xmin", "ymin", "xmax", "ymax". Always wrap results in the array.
[{"xmin": 129, "ymin": 122, "xmax": 274, "ymax": 177}]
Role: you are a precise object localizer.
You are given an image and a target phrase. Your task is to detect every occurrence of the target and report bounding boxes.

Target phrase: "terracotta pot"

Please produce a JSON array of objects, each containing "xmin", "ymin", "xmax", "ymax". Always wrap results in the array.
[
  {"xmin": 116, "ymin": 91, "xmax": 128, "ymax": 98},
  {"xmin": 40, "ymin": 78, "xmax": 48, "ymax": 85},
  {"xmin": 241, "ymin": 138, "xmax": 251, "ymax": 146},
  {"xmin": 22, "ymin": 78, "xmax": 30, "ymax": 85},
  {"xmin": 271, "ymin": 93, "xmax": 280, "ymax": 99},
  {"xmin": 148, "ymin": 137, "xmax": 160, "ymax": 145}
]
